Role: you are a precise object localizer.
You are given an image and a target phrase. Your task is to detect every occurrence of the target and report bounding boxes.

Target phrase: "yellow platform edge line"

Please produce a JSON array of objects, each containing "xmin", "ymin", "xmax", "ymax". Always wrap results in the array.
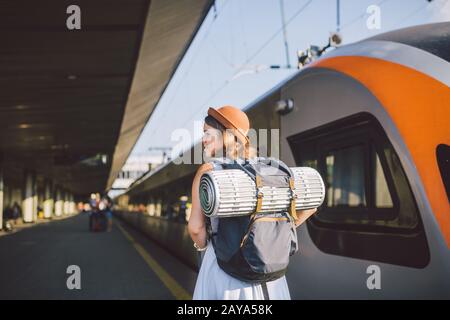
[{"xmin": 115, "ymin": 221, "xmax": 192, "ymax": 300}]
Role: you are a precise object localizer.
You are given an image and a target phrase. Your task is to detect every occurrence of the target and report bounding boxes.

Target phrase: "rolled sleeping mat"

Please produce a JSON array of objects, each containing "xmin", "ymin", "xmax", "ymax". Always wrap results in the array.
[{"xmin": 199, "ymin": 167, "xmax": 325, "ymax": 218}]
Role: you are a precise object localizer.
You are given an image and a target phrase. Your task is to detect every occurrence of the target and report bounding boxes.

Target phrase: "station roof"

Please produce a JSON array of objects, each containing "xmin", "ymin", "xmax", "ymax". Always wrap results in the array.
[{"xmin": 0, "ymin": 0, "xmax": 212, "ymax": 196}]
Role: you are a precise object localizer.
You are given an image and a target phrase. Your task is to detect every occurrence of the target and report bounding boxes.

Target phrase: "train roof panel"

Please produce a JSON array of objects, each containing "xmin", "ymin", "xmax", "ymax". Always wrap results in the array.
[{"xmin": 367, "ymin": 22, "xmax": 450, "ymax": 63}]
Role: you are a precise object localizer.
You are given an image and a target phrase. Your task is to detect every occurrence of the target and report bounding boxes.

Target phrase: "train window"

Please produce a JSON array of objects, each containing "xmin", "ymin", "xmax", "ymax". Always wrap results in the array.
[
  {"xmin": 436, "ymin": 144, "xmax": 450, "ymax": 202},
  {"xmin": 374, "ymin": 154, "xmax": 393, "ymax": 208},
  {"xmin": 324, "ymin": 144, "xmax": 393, "ymax": 209},
  {"xmin": 299, "ymin": 122, "xmax": 400, "ymax": 224},
  {"xmin": 287, "ymin": 112, "xmax": 429, "ymax": 268},
  {"xmin": 325, "ymin": 145, "xmax": 367, "ymax": 208}
]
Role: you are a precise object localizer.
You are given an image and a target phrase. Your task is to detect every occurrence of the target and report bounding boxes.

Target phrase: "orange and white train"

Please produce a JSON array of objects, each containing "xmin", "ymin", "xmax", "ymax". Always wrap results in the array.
[{"xmin": 116, "ymin": 22, "xmax": 450, "ymax": 299}]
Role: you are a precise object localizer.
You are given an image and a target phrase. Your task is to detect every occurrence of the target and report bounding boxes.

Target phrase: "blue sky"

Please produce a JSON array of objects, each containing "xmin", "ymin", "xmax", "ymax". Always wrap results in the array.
[{"xmin": 129, "ymin": 0, "xmax": 449, "ymax": 161}]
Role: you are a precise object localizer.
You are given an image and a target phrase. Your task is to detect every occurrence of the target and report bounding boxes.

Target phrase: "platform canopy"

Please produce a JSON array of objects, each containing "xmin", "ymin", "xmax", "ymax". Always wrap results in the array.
[{"xmin": 0, "ymin": 0, "xmax": 212, "ymax": 196}]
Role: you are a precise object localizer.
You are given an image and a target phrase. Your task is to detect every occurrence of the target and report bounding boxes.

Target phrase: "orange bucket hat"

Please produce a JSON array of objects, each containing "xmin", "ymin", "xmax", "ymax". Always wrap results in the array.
[{"xmin": 207, "ymin": 106, "xmax": 250, "ymax": 144}]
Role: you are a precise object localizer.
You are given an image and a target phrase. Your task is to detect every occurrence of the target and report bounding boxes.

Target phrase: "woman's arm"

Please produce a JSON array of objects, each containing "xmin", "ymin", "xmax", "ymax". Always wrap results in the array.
[
  {"xmin": 188, "ymin": 163, "xmax": 213, "ymax": 249},
  {"xmin": 293, "ymin": 208, "xmax": 318, "ymax": 227}
]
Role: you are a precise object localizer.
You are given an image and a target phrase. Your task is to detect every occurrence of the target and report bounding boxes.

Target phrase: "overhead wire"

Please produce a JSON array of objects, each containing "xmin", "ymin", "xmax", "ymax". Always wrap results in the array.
[{"xmin": 167, "ymin": 0, "xmax": 314, "ymax": 161}]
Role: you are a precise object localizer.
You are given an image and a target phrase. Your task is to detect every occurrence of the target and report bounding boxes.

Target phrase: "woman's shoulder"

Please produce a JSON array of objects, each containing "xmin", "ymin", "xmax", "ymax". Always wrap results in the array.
[
  {"xmin": 198, "ymin": 162, "xmax": 214, "ymax": 172},
  {"xmin": 194, "ymin": 163, "xmax": 214, "ymax": 178}
]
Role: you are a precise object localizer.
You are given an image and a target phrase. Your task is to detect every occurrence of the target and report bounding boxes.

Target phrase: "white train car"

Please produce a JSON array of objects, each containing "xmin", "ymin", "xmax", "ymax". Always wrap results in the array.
[{"xmin": 117, "ymin": 22, "xmax": 450, "ymax": 299}]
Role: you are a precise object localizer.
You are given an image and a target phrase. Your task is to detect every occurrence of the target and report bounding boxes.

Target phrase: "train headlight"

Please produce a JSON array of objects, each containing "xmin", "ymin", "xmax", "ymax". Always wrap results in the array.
[
  {"xmin": 329, "ymin": 32, "xmax": 343, "ymax": 47},
  {"xmin": 275, "ymin": 99, "xmax": 294, "ymax": 115}
]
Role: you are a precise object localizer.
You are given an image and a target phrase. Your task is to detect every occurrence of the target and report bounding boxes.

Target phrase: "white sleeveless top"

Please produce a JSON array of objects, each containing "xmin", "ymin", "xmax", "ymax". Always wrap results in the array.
[{"xmin": 192, "ymin": 216, "xmax": 291, "ymax": 300}]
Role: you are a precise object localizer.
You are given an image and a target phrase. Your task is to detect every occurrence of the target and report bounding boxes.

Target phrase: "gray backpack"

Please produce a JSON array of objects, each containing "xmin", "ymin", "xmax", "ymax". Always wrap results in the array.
[{"xmin": 207, "ymin": 157, "xmax": 299, "ymax": 284}]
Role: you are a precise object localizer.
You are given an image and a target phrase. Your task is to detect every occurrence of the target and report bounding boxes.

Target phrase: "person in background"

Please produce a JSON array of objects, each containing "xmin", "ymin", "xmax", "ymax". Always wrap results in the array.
[
  {"xmin": 12, "ymin": 202, "xmax": 22, "ymax": 225},
  {"xmin": 102, "ymin": 196, "xmax": 113, "ymax": 232},
  {"xmin": 179, "ymin": 196, "xmax": 188, "ymax": 223},
  {"xmin": 2, "ymin": 205, "xmax": 14, "ymax": 231},
  {"xmin": 37, "ymin": 205, "xmax": 44, "ymax": 219},
  {"xmin": 185, "ymin": 202, "xmax": 192, "ymax": 223}
]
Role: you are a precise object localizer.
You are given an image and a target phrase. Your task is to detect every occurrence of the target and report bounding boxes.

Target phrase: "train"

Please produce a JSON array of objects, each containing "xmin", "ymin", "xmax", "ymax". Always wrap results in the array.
[{"xmin": 115, "ymin": 22, "xmax": 450, "ymax": 299}]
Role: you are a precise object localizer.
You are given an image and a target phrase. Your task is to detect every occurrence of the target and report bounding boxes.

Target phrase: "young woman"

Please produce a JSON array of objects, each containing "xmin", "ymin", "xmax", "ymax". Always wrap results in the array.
[{"xmin": 188, "ymin": 105, "xmax": 317, "ymax": 300}]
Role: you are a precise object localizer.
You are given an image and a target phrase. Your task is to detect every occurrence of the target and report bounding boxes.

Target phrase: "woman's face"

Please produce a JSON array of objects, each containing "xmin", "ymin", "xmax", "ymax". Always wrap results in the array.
[{"xmin": 202, "ymin": 123, "xmax": 223, "ymax": 158}]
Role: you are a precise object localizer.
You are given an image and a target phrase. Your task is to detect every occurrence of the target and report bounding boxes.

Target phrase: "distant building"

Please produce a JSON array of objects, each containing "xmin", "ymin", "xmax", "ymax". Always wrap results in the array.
[{"xmin": 111, "ymin": 155, "xmax": 163, "ymax": 191}]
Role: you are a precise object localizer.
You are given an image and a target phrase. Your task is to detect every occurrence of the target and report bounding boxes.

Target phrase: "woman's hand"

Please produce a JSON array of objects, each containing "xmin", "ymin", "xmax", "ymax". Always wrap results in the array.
[
  {"xmin": 188, "ymin": 163, "xmax": 213, "ymax": 249},
  {"xmin": 293, "ymin": 208, "xmax": 318, "ymax": 227}
]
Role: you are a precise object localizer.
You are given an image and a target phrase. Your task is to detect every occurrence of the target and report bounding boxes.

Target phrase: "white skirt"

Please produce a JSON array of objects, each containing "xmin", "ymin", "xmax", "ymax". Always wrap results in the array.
[{"xmin": 193, "ymin": 242, "xmax": 291, "ymax": 300}]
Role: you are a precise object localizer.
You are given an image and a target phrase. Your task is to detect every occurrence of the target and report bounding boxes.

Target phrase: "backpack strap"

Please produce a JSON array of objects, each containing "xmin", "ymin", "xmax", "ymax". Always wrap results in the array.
[
  {"xmin": 261, "ymin": 282, "xmax": 270, "ymax": 300},
  {"xmin": 286, "ymin": 176, "xmax": 297, "ymax": 220},
  {"xmin": 255, "ymin": 175, "xmax": 263, "ymax": 213},
  {"xmin": 210, "ymin": 157, "xmax": 228, "ymax": 170}
]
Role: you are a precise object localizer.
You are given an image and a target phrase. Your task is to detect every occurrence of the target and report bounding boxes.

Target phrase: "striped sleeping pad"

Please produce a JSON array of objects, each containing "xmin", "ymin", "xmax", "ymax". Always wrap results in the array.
[{"xmin": 199, "ymin": 167, "xmax": 325, "ymax": 217}]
